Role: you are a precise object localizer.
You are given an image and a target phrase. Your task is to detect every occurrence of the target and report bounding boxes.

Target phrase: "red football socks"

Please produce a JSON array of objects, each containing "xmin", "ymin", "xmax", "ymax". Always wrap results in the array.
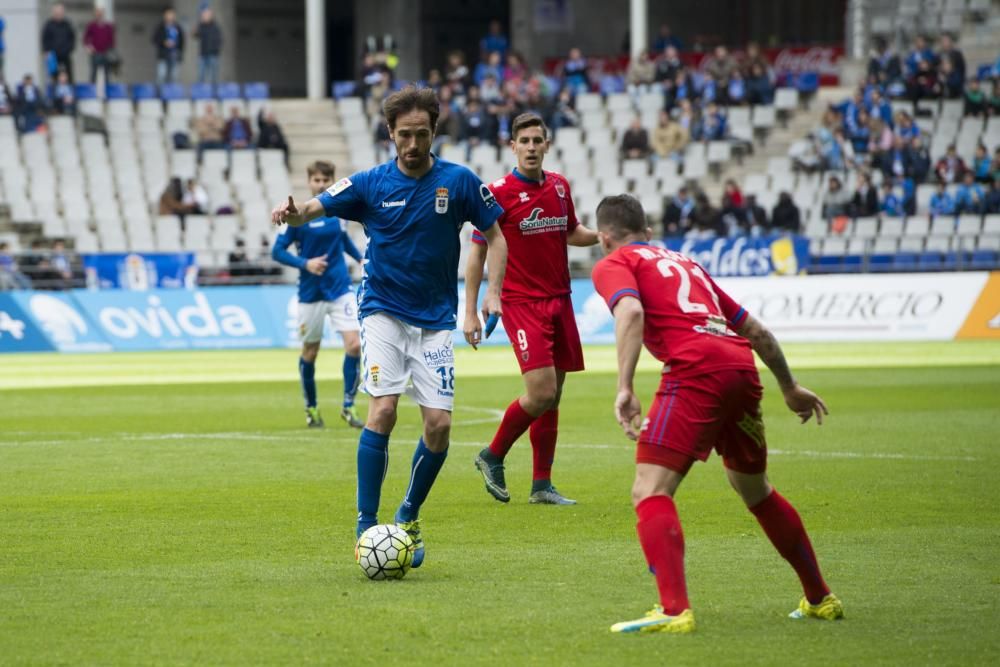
[
  {"xmin": 529, "ymin": 409, "xmax": 558, "ymax": 482},
  {"xmin": 487, "ymin": 399, "xmax": 536, "ymax": 459},
  {"xmin": 636, "ymin": 495, "xmax": 690, "ymax": 616},
  {"xmin": 749, "ymin": 490, "xmax": 830, "ymax": 604}
]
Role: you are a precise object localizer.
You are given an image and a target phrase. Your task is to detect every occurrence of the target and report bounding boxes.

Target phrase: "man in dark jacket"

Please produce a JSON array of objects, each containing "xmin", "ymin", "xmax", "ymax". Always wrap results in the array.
[
  {"xmin": 771, "ymin": 192, "xmax": 802, "ymax": 234},
  {"xmin": 153, "ymin": 8, "xmax": 184, "ymax": 85},
  {"xmin": 194, "ymin": 7, "xmax": 222, "ymax": 85},
  {"xmin": 41, "ymin": 3, "xmax": 76, "ymax": 83},
  {"xmin": 257, "ymin": 109, "xmax": 289, "ymax": 166}
]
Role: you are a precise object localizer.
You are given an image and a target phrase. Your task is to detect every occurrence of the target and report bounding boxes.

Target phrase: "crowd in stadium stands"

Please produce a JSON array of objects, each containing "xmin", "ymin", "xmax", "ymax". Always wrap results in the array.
[
  {"xmin": 785, "ymin": 32, "xmax": 1000, "ymax": 223},
  {"xmin": 0, "ymin": 239, "xmax": 81, "ymax": 290}
]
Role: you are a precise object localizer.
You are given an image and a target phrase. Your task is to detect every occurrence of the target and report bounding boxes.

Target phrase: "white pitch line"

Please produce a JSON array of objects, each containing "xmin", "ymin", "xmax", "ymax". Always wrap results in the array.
[{"xmin": 0, "ymin": 432, "xmax": 982, "ymax": 462}]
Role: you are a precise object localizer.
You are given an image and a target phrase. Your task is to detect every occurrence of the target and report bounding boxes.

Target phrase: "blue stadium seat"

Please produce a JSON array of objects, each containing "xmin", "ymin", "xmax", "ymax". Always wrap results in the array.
[
  {"xmin": 74, "ymin": 83, "xmax": 98, "ymax": 99},
  {"xmin": 970, "ymin": 249, "xmax": 998, "ymax": 269},
  {"xmin": 977, "ymin": 63, "xmax": 993, "ymax": 80},
  {"xmin": 217, "ymin": 82, "xmax": 241, "ymax": 100},
  {"xmin": 131, "ymin": 83, "xmax": 158, "ymax": 100},
  {"xmin": 332, "ymin": 81, "xmax": 357, "ymax": 99},
  {"xmin": 813, "ymin": 256, "xmax": 842, "ymax": 273},
  {"xmin": 243, "ymin": 82, "xmax": 270, "ymax": 99},
  {"xmin": 869, "ymin": 254, "xmax": 895, "ymax": 272},
  {"xmin": 918, "ymin": 251, "xmax": 942, "ymax": 271},
  {"xmin": 796, "ymin": 72, "xmax": 819, "ymax": 94},
  {"xmin": 160, "ymin": 83, "xmax": 186, "ymax": 100},
  {"xmin": 843, "ymin": 254, "xmax": 864, "ymax": 272},
  {"xmin": 599, "ymin": 75, "xmax": 626, "ymax": 94},
  {"xmin": 105, "ymin": 82, "xmax": 128, "ymax": 99},
  {"xmin": 941, "ymin": 252, "xmax": 958, "ymax": 270},
  {"xmin": 190, "ymin": 82, "xmax": 215, "ymax": 100},
  {"xmin": 893, "ymin": 252, "xmax": 919, "ymax": 271}
]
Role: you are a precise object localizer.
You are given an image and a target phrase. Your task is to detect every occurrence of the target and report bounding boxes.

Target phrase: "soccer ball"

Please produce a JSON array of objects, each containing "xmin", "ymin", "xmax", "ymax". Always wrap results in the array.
[{"xmin": 355, "ymin": 524, "xmax": 415, "ymax": 580}]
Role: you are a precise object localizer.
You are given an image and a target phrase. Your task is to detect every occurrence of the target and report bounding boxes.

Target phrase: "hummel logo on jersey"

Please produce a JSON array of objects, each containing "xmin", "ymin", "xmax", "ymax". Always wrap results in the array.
[
  {"xmin": 381, "ymin": 199, "xmax": 406, "ymax": 208},
  {"xmin": 518, "ymin": 207, "xmax": 567, "ymax": 235},
  {"xmin": 518, "ymin": 192, "xmax": 529, "ymax": 202}
]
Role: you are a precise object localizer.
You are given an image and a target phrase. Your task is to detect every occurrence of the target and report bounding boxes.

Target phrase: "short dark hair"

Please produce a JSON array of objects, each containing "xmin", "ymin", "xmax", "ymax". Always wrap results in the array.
[
  {"xmin": 307, "ymin": 160, "xmax": 335, "ymax": 179},
  {"xmin": 595, "ymin": 194, "xmax": 647, "ymax": 239},
  {"xmin": 511, "ymin": 112, "xmax": 548, "ymax": 140},
  {"xmin": 382, "ymin": 86, "xmax": 440, "ymax": 131}
]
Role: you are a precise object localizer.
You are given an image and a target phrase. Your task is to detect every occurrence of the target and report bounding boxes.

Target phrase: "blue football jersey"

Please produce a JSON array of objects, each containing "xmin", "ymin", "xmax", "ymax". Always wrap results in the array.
[
  {"xmin": 316, "ymin": 156, "xmax": 503, "ymax": 330},
  {"xmin": 272, "ymin": 215, "xmax": 362, "ymax": 303}
]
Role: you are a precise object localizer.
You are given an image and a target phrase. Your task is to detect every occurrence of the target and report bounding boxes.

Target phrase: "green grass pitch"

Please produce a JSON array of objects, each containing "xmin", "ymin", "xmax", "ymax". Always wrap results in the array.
[{"xmin": 1, "ymin": 342, "xmax": 998, "ymax": 665}]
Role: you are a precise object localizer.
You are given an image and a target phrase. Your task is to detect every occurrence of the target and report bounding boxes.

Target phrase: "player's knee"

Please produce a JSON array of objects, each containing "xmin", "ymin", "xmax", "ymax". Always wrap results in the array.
[
  {"xmin": 422, "ymin": 413, "xmax": 451, "ymax": 451},
  {"xmin": 526, "ymin": 383, "xmax": 558, "ymax": 412},
  {"xmin": 301, "ymin": 343, "xmax": 320, "ymax": 362},
  {"xmin": 726, "ymin": 469, "xmax": 772, "ymax": 507},
  {"xmin": 366, "ymin": 402, "xmax": 397, "ymax": 432},
  {"xmin": 344, "ymin": 339, "xmax": 361, "ymax": 357}
]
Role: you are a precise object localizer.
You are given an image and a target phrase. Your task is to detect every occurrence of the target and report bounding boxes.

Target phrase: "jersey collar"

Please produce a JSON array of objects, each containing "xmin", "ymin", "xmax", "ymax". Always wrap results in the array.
[
  {"xmin": 511, "ymin": 167, "xmax": 545, "ymax": 185},
  {"xmin": 628, "ymin": 241, "xmax": 650, "ymax": 246},
  {"xmin": 392, "ymin": 152, "xmax": 440, "ymax": 181}
]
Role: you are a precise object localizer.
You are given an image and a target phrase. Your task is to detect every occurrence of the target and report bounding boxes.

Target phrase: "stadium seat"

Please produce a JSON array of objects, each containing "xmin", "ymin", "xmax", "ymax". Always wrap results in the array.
[
  {"xmin": 217, "ymin": 82, "xmax": 241, "ymax": 100},
  {"xmin": 970, "ymin": 249, "xmax": 998, "ymax": 269},
  {"xmin": 918, "ymin": 251, "xmax": 943, "ymax": 271},
  {"xmin": 853, "ymin": 217, "xmax": 879, "ymax": 240},
  {"xmin": 905, "ymin": 216, "xmax": 930, "ymax": 236},
  {"xmin": 190, "ymin": 83, "xmax": 215, "ymax": 100},
  {"xmin": 893, "ymin": 252, "xmax": 919, "ymax": 271},
  {"xmin": 106, "ymin": 83, "xmax": 128, "ymax": 99},
  {"xmin": 331, "ymin": 81, "xmax": 357, "ymax": 99},
  {"xmin": 982, "ymin": 215, "xmax": 1000, "ymax": 235},
  {"xmin": 74, "ymin": 83, "xmax": 98, "ymax": 100},
  {"xmin": 132, "ymin": 83, "xmax": 158, "ymax": 100},
  {"xmin": 243, "ymin": 82, "xmax": 270, "ymax": 100},
  {"xmin": 160, "ymin": 83, "xmax": 186, "ymax": 100},
  {"xmin": 575, "ymin": 93, "xmax": 603, "ymax": 113},
  {"xmin": 956, "ymin": 215, "xmax": 982, "ymax": 237}
]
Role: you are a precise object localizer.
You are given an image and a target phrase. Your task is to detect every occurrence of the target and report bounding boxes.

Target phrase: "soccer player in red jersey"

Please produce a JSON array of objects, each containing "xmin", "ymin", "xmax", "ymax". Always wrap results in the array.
[
  {"xmin": 591, "ymin": 195, "xmax": 843, "ymax": 633},
  {"xmin": 464, "ymin": 112, "xmax": 599, "ymax": 505}
]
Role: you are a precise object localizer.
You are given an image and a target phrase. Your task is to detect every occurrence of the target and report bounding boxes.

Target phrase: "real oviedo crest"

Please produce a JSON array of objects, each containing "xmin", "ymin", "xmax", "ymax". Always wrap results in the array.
[{"xmin": 435, "ymin": 187, "xmax": 449, "ymax": 214}]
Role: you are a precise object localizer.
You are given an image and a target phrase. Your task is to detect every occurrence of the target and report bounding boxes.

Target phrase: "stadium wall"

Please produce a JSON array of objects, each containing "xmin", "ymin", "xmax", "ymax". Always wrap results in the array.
[{"xmin": 1, "ymin": 273, "xmax": 998, "ymax": 354}]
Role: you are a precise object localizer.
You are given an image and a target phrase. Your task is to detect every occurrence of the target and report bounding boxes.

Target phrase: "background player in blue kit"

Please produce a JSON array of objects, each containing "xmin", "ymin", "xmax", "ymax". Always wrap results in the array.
[
  {"xmin": 272, "ymin": 87, "xmax": 508, "ymax": 568},
  {"xmin": 272, "ymin": 160, "xmax": 365, "ymax": 429}
]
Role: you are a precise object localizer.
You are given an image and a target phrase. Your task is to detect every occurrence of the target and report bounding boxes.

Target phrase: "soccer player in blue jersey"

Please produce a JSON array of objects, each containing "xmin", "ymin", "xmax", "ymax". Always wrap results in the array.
[
  {"xmin": 272, "ymin": 160, "xmax": 365, "ymax": 429},
  {"xmin": 272, "ymin": 87, "xmax": 508, "ymax": 568}
]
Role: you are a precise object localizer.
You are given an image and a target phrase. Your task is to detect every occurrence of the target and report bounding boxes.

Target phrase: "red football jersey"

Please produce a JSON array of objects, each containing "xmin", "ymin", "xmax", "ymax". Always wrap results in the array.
[
  {"xmin": 592, "ymin": 243, "xmax": 756, "ymax": 379},
  {"xmin": 471, "ymin": 169, "xmax": 579, "ymax": 303}
]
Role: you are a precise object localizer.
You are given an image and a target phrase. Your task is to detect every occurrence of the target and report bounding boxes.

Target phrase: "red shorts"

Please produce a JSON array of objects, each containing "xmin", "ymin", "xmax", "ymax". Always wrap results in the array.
[
  {"xmin": 636, "ymin": 369, "xmax": 767, "ymax": 475},
  {"xmin": 502, "ymin": 295, "xmax": 585, "ymax": 374}
]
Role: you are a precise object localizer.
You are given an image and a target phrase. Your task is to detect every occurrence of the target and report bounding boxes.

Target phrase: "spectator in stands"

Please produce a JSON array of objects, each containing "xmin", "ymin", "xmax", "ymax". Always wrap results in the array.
[
  {"xmin": 867, "ymin": 88, "xmax": 894, "ymax": 127},
  {"xmin": 50, "ymin": 69, "xmax": 75, "ymax": 115},
  {"xmin": 460, "ymin": 98, "xmax": 494, "ymax": 149},
  {"xmin": 193, "ymin": 103, "xmax": 225, "ymax": 158},
  {"xmin": 704, "ymin": 45, "xmax": 737, "ymax": 90},
  {"xmin": 653, "ymin": 23, "xmax": 683, "ymax": 52},
  {"xmin": 894, "ymin": 111, "xmax": 920, "ymax": 142},
  {"xmin": 182, "ymin": 178, "xmax": 209, "ymax": 215},
  {"xmin": 955, "ymin": 171, "xmax": 986, "ymax": 214},
  {"xmin": 562, "ymin": 47, "xmax": 589, "ymax": 94},
  {"xmin": 373, "ymin": 112, "xmax": 393, "ymax": 161},
  {"xmin": 474, "ymin": 51, "xmax": 503, "ymax": 87},
  {"xmin": 0, "ymin": 75, "xmax": 12, "ymax": 115},
  {"xmin": 911, "ymin": 59, "xmax": 941, "ymax": 102},
  {"xmin": 257, "ymin": 109, "xmax": 289, "ymax": 167},
  {"xmin": 159, "ymin": 177, "xmax": 189, "ymax": 223},
  {"xmin": 14, "ymin": 74, "xmax": 45, "ymax": 133},
  {"xmin": 224, "ymin": 106, "xmax": 252, "ymax": 149},
  {"xmin": 228, "ymin": 238, "xmax": 251, "ymax": 279},
  {"xmin": 771, "ymin": 192, "xmax": 802, "ymax": 234},
  {"xmin": 743, "ymin": 194, "xmax": 769, "ymax": 235},
  {"xmin": 479, "ymin": 71, "xmax": 503, "ymax": 106},
  {"xmin": 674, "ymin": 97, "xmax": 699, "ymax": 139},
  {"xmin": 880, "ymin": 135, "xmax": 907, "ymax": 181},
  {"xmin": 359, "ymin": 52, "xmax": 389, "ymax": 100},
  {"xmin": 905, "ymin": 35, "xmax": 936, "ymax": 78},
  {"xmin": 432, "ymin": 86, "xmax": 461, "ymax": 152},
  {"xmin": 964, "ymin": 78, "xmax": 987, "ymax": 116},
  {"xmin": 985, "ymin": 177, "xmax": 1000, "ymax": 214},
  {"xmin": 988, "ymin": 80, "xmax": 1000, "ymax": 115},
  {"xmin": 550, "ymin": 87, "xmax": 579, "ymax": 132},
  {"xmin": 700, "ymin": 102, "xmax": 727, "ymax": 141},
  {"xmin": 937, "ymin": 34, "xmax": 965, "ymax": 92},
  {"xmin": 50, "ymin": 239, "xmax": 73, "ymax": 286},
  {"xmin": 742, "ymin": 42, "xmax": 770, "ymax": 78},
  {"xmin": 195, "ymin": 7, "xmax": 223, "ymax": 86},
  {"xmin": 664, "ymin": 68, "xmax": 694, "ymax": 112},
  {"xmin": 972, "ymin": 144, "xmax": 992, "ymax": 184},
  {"xmin": 153, "ymin": 8, "xmax": 184, "ymax": 85},
  {"xmin": 880, "ymin": 181, "xmax": 904, "ymax": 217},
  {"xmin": 0, "ymin": 241, "xmax": 32, "ymax": 290},
  {"xmin": 445, "ymin": 49, "xmax": 470, "ymax": 95},
  {"xmin": 848, "ymin": 108, "xmax": 871, "ymax": 157},
  {"xmin": 503, "ymin": 51, "xmax": 527, "ymax": 86},
  {"xmin": 720, "ymin": 180, "xmax": 745, "ymax": 236},
  {"xmin": 41, "ymin": 3, "xmax": 75, "ymax": 83},
  {"xmin": 662, "ymin": 187, "xmax": 695, "ymax": 237},
  {"xmin": 480, "ymin": 19, "xmax": 509, "ymax": 60},
  {"xmin": 938, "ymin": 58, "xmax": 964, "ymax": 99},
  {"xmin": 906, "ymin": 135, "xmax": 932, "ymax": 183},
  {"xmin": 745, "ymin": 63, "xmax": 773, "ymax": 105},
  {"xmin": 652, "ymin": 109, "xmax": 688, "ymax": 162},
  {"xmin": 654, "ymin": 45, "xmax": 683, "ymax": 85},
  {"xmin": 851, "ymin": 173, "xmax": 879, "ymax": 217},
  {"xmin": 929, "ymin": 180, "xmax": 956, "ymax": 217},
  {"xmin": 868, "ymin": 36, "xmax": 904, "ymax": 93},
  {"xmin": 989, "ymin": 147, "xmax": 1000, "ymax": 182},
  {"xmin": 821, "ymin": 175, "xmax": 852, "ymax": 219},
  {"xmin": 689, "ymin": 192, "xmax": 725, "ymax": 239},
  {"xmin": 935, "ymin": 144, "xmax": 967, "ymax": 183},
  {"xmin": 868, "ymin": 116, "xmax": 894, "ymax": 166},
  {"xmin": 626, "ymin": 50, "xmax": 656, "ymax": 92},
  {"xmin": 620, "ymin": 115, "xmax": 651, "ymax": 160},
  {"xmin": 83, "ymin": 6, "xmax": 116, "ymax": 86},
  {"xmin": 725, "ymin": 70, "xmax": 746, "ymax": 106}
]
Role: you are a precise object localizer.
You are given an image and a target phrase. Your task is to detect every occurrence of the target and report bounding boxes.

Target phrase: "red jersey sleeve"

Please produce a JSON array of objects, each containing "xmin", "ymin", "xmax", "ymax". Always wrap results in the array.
[
  {"xmin": 704, "ymin": 269, "xmax": 749, "ymax": 329},
  {"xmin": 471, "ymin": 229, "xmax": 487, "ymax": 245},
  {"xmin": 592, "ymin": 254, "xmax": 641, "ymax": 311}
]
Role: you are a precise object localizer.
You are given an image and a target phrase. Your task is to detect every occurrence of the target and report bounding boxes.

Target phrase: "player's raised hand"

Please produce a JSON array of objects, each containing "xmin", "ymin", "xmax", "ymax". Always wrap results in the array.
[
  {"xmin": 614, "ymin": 389, "xmax": 643, "ymax": 440},
  {"xmin": 305, "ymin": 256, "xmax": 328, "ymax": 276},
  {"xmin": 272, "ymin": 196, "xmax": 304, "ymax": 227},
  {"xmin": 782, "ymin": 384, "xmax": 829, "ymax": 425},
  {"xmin": 463, "ymin": 309, "xmax": 482, "ymax": 350}
]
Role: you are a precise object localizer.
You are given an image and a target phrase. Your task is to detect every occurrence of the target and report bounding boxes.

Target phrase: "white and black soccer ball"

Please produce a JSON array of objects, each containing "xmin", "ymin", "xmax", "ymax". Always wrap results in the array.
[{"xmin": 355, "ymin": 524, "xmax": 415, "ymax": 580}]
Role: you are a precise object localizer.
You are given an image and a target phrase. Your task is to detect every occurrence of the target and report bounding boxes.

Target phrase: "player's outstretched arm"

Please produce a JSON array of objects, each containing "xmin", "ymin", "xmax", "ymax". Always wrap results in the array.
[
  {"xmin": 736, "ymin": 313, "xmax": 829, "ymax": 425},
  {"xmin": 612, "ymin": 296, "xmax": 645, "ymax": 440},
  {"xmin": 479, "ymin": 224, "xmax": 508, "ymax": 322},
  {"xmin": 271, "ymin": 196, "xmax": 324, "ymax": 228},
  {"xmin": 567, "ymin": 225, "xmax": 600, "ymax": 247},
  {"xmin": 463, "ymin": 240, "xmax": 488, "ymax": 349}
]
